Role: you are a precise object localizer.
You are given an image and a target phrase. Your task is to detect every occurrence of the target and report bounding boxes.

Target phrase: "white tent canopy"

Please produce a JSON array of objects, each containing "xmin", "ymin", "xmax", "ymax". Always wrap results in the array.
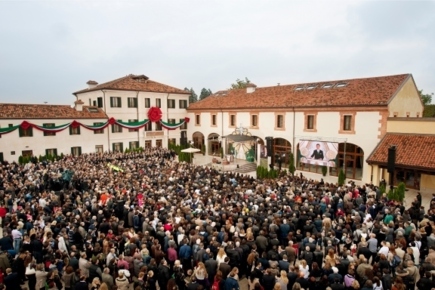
[{"xmin": 181, "ymin": 147, "xmax": 201, "ymax": 153}]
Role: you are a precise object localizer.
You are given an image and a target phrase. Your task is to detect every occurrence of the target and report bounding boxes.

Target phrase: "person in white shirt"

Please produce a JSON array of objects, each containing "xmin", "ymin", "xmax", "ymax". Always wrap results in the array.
[
  {"xmin": 11, "ymin": 227, "xmax": 23, "ymax": 254},
  {"xmin": 378, "ymin": 241, "xmax": 390, "ymax": 257},
  {"xmin": 409, "ymin": 241, "xmax": 420, "ymax": 266}
]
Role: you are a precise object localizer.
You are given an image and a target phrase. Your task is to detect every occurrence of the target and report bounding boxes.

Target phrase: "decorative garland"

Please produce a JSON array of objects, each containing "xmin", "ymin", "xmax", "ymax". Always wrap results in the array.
[{"xmin": 0, "ymin": 117, "xmax": 190, "ymax": 135}]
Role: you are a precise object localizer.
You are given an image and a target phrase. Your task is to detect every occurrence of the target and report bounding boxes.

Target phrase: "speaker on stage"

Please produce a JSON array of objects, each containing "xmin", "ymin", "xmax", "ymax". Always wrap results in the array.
[
  {"xmin": 266, "ymin": 137, "xmax": 274, "ymax": 157},
  {"xmin": 387, "ymin": 145, "xmax": 396, "ymax": 173}
]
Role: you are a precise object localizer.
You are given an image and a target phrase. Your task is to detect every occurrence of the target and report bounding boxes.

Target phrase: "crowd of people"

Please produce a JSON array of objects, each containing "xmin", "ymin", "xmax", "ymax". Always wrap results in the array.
[{"xmin": 0, "ymin": 147, "xmax": 434, "ymax": 290}]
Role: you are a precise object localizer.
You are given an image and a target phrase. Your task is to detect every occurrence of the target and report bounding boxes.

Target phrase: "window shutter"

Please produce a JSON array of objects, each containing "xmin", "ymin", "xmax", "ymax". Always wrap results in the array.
[
  {"xmin": 77, "ymin": 126, "xmax": 80, "ymax": 134},
  {"xmin": 112, "ymin": 143, "xmax": 115, "ymax": 152},
  {"xmin": 118, "ymin": 97, "xmax": 122, "ymax": 108},
  {"xmin": 134, "ymin": 98, "xmax": 138, "ymax": 107},
  {"xmin": 19, "ymin": 127, "xmax": 23, "ymax": 137},
  {"xmin": 78, "ymin": 147, "xmax": 82, "ymax": 155},
  {"xmin": 54, "ymin": 149, "xmax": 58, "ymax": 156},
  {"xmin": 110, "ymin": 97, "xmax": 114, "ymax": 107},
  {"xmin": 69, "ymin": 126, "xmax": 73, "ymax": 135},
  {"xmin": 120, "ymin": 143, "xmax": 123, "ymax": 153},
  {"xmin": 29, "ymin": 127, "xmax": 33, "ymax": 137},
  {"xmin": 71, "ymin": 147, "xmax": 74, "ymax": 155},
  {"xmin": 45, "ymin": 149, "xmax": 49, "ymax": 156}
]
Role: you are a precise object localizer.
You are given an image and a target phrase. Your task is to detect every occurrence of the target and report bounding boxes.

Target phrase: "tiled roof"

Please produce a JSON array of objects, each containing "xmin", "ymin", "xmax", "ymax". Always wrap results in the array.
[
  {"xmin": 188, "ymin": 74, "xmax": 410, "ymax": 110},
  {"xmin": 74, "ymin": 74, "xmax": 189, "ymax": 95},
  {"xmin": 367, "ymin": 133, "xmax": 435, "ymax": 170},
  {"xmin": 0, "ymin": 104, "xmax": 108, "ymax": 119}
]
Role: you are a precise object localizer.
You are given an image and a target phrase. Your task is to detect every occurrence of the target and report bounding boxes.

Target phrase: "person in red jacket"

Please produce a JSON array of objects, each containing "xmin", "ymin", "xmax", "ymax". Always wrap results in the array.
[{"xmin": 0, "ymin": 204, "xmax": 7, "ymax": 227}]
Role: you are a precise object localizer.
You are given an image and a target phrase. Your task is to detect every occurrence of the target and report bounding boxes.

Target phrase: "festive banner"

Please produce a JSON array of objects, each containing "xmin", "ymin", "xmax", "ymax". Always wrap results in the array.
[
  {"xmin": 0, "ymin": 116, "xmax": 190, "ymax": 135},
  {"xmin": 0, "ymin": 124, "xmax": 21, "ymax": 135}
]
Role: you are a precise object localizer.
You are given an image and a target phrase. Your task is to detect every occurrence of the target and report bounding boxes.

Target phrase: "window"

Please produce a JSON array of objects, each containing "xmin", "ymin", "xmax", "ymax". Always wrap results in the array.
[
  {"xmin": 180, "ymin": 119, "xmax": 187, "ymax": 130},
  {"xmin": 339, "ymin": 112, "xmax": 356, "ymax": 134},
  {"xmin": 69, "ymin": 126, "xmax": 81, "ymax": 135},
  {"xmin": 94, "ymin": 122, "xmax": 104, "ymax": 134},
  {"xmin": 306, "ymin": 84, "xmax": 317, "ymax": 90},
  {"xmin": 168, "ymin": 118, "xmax": 176, "ymax": 124},
  {"xmin": 145, "ymin": 98, "xmax": 151, "ymax": 108},
  {"xmin": 145, "ymin": 140, "xmax": 152, "ymax": 149},
  {"xmin": 128, "ymin": 97, "xmax": 138, "ymax": 108},
  {"xmin": 155, "ymin": 122, "xmax": 162, "ymax": 131},
  {"xmin": 110, "ymin": 97, "xmax": 122, "ymax": 108},
  {"xmin": 0, "ymin": 153, "xmax": 3, "ymax": 162},
  {"xmin": 45, "ymin": 148, "xmax": 58, "ymax": 156},
  {"xmin": 95, "ymin": 145, "xmax": 104, "ymax": 153},
  {"xmin": 22, "ymin": 150, "xmax": 33, "ymax": 157},
  {"xmin": 97, "ymin": 97, "xmax": 103, "ymax": 108},
  {"xmin": 71, "ymin": 146, "xmax": 82, "ymax": 157},
  {"xmin": 112, "ymin": 142, "xmax": 123, "ymax": 152},
  {"xmin": 43, "ymin": 123, "xmax": 56, "ymax": 136},
  {"xmin": 112, "ymin": 120, "xmax": 123, "ymax": 133},
  {"xmin": 144, "ymin": 122, "xmax": 152, "ymax": 131},
  {"xmin": 295, "ymin": 86, "xmax": 304, "ymax": 91},
  {"xmin": 323, "ymin": 83, "xmax": 333, "ymax": 89},
  {"xmin": 169, "ymin": 138, "xmax": 176, "ymax": 145},
  {"xmin": 156, "ymin": 98, "xmax": 161, "ymax": 108},
  {"xmin": 179, "ymin": 100, "xmax": 188, "ymax": 109},
  {"xmin": 128, "ymin": 119, "xmax": 138, "ymax": 132},
  {"xmin": 167, "ymin": 99, "xmax": 176, "ymax": 109},
  {"xmin": 195, "ymin": 114, "xmax": 201, "ymax": 126},
  {"xmin": 304, "ymin": 114, "xmax": 317, "ymax": 132},
  {"xmin": 276, "ymin": 114, "xmax": 284, "ymax": 129},
  {"xmin": 335, "ymin": 83, "xmax": 348, "ymax": 88},
  {"xmin": 156, "ymin": 139, "xmax": 162, "ymax": 148},
  {"xmin": 10, "ymin": 151, "xmax": 15, "ymax": 155},
  {"xmin": 251, "ymin": 114, "xmax": 258, "ymax": 128},
  {"xmin": 129, "ymin": 141, "xmax": 139, "ymax": 149},
  {"xmin": 19, "ymin": 126, "xmax": 33, "ymax": 137},
  {"xmin": 343, "ymin": 115, "xmax": 352, "ymax": 131},
  {"xmin": 211, "ymin": 114, "xmax": 217, "ymax": 126},
  {"xmin": 230, "ymin": 114, "xmax": 236, "ymax": 127},
  {"xmin": 87, "ymin": 107, "xmax": 99, "ymax": 113}
]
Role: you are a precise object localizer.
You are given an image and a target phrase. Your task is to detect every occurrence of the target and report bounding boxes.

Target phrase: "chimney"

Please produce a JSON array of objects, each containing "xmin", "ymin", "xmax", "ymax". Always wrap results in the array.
[
  {"xmin": 74, "ymin": 99, "xmax": 84, "ymax": 111},
  {"xmin": 246, "ymin": 83, "xmax": 257, "ymax": 93},
  {"xmin": 86, "ymin": 80, "xmax": 98, "ymax": 89}
]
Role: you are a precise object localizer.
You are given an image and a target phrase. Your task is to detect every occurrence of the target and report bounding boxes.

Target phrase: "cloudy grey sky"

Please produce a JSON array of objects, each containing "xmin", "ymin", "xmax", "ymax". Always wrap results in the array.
[{"xmin": 0, "ymin": 0, "xmax": 434, "ymax": 104}]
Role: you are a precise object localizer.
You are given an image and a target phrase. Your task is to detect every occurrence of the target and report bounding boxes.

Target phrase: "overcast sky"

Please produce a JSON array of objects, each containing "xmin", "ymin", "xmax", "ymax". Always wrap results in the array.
[{"xmin": 0, "ymin": 0, "xmax": 434, "ymax": 105}]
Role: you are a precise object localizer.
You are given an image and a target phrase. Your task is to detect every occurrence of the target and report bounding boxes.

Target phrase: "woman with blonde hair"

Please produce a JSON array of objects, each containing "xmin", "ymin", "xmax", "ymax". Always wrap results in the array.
[
  {"xmin": 291, "ymin": 282, "xmax": 302, "ymax": 290},
  {"xmin": 115, "ymin": 270, "xmax": 130, "ymax": 290},
  {"xmin": 276, "ymin": 270, "xmax": 288, "ymax": 290},
  {"xmin": 91, "ymin": 277, "xmax": 102, "ymax": 290},
  {"xmin": 273, "ymin": 283, "xmax": 281, "ymax": 290},
  {"xmin": 194, "ymin": 262, "xmax": 208, "ymax": 287},
  {"xmin": 99, "ymin": 282, "xmax": 110, "ymax": 290},
  {"xmin": 325, "ymin": 248, "xmax": 337, "ymax": 267},
  {"xmin": 298, "ymin": 260, "xmax": 309, "ymax": 279},
  {"xmin": 216, "ymin": 247, "xmax": 227, "ymax": 266},
  {"xmin": 35, "ymin": 264, "xmax": 48, "ymax": 290}
]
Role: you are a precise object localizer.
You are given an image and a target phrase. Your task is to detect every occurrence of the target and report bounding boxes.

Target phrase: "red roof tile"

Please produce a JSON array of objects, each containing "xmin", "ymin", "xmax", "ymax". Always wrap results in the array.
[
  {"xmin": 74, "ymin": 74, "xmax": 189, "ymax": 95},
  {"xmin": 0, "ymin": 104, "xmax": 108, "ymax": 119},
  {"xmin": 188, "ymin": 74, "xmax": 410, "ymax": 110},
  {"xmin": 367, "ymin": 133, "xmax": 435, "ymax": 170}
]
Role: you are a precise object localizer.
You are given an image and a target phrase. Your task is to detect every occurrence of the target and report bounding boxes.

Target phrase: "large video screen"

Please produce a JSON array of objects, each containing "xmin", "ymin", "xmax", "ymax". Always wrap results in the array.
[{"xmin": 298, "ymin": 140, "xmax": 338, "ymax": 167}]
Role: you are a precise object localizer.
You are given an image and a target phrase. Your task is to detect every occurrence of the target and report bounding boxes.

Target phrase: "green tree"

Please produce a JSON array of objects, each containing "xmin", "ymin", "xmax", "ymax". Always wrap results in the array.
[
  {"xmin": 288, "ymin": 152, "xmax": 296, "ymax": 176},
  {"xmin": 199, "ymin": 88, "xmax": 213, "ymax": 100},
  {"xmin": 419, "ymin": 90, "xmax": 433, "ymax": 105},
  {"xmin": 185, "ymin": 87, "xmax": 198, "ymax": 103},
  {"xmin": 230, "ymin": 77, "xmax": 251, "ymax": 89}
]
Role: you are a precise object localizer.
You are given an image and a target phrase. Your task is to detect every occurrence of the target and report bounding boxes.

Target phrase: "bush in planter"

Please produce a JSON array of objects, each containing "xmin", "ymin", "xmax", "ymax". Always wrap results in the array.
[
  {"xmin": 321, "ymin": 165, "xmax": 327, "ymax": 176},
  {"xmin": 388, "ymin": 182, "xmax": 406, "ymax": 203},
  {"xmin": 338, "ymin": 169, "xmax": 346, "ymax": 186},
  {"xmin": 288, "ymin": 152, "xmax": 296, "ymax": 176}
]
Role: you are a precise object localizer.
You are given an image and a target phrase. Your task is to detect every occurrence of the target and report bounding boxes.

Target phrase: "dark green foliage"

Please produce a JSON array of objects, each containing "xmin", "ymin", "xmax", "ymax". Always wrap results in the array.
[{"xmin": 338, "ymin": 169, "xmax": 346, "ymax": 186}]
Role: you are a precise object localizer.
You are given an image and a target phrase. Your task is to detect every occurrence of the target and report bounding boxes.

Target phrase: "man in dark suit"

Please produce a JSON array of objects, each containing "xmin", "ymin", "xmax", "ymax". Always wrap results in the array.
[
  {"xmin": 3, "ymin": 268, "xmax": 20, "ymax": 290},
  {"xmin": 218, "ymin": 257, "xmax": 231, "ymax": 279},
  {"xmin": 310, "ymin": 143, "xmax": 324, "ymax": 160},
  {"xmin": 205, "ymin": 252, "xmax": 218, "ymax": 285}
]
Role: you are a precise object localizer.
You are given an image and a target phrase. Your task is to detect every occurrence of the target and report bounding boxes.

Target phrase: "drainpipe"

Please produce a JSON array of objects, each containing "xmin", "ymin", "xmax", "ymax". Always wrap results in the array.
[
  {"xmin": 101, "ymin": 90, "xmax": 109, "ymax": 152},
  {"xmin": 166, "ymin": 93, "xmax": 170, "ymax": 148},
  {"xmin": 292, "ymin": 107, "xmax": 296, "ymax": 172},
  {"xmin": 136, "ymin": 91, "xmax": 140, "ymax": 147}
]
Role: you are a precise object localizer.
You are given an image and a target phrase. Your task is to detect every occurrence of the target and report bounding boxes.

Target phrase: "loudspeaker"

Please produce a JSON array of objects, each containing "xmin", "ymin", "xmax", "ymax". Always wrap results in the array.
[
  {"xmin": 387, "ymin": 145, "xmax": 396, "ymax": 173},
  {"xmin": 266, "ymin": 137, "xmax": 274, "ymax": 157}
]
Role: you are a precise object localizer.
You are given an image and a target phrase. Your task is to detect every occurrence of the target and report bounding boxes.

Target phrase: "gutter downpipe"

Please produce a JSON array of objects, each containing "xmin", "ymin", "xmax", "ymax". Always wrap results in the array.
[
  {"xmin": 101, "ymin": 90, "xmax": 109, "ymax": 152},
  {"xmin": 292, "ymin": 107, "xmax": 296, "ymax": 176},
  {"xmin": 166, "ymin": 93, "xmax": 170, "ymax": 148},
  {"xmin": 136, "ymin": 91, "xmax": 140, "ymax": 148}
]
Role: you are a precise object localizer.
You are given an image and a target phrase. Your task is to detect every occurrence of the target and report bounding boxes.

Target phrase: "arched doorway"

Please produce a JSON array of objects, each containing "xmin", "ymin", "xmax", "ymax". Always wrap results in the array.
[
  {"xmin": 330, "ymin": 143, "xmax": 364, "ymax": 180},
  {"xmin": 252, "ymin": 136, "xmax": 265, "ymax": 160},
  {"xmin": 208, "ymin": 133, "xmax": 221, "ymax": 156},
  {"xmin": 273, "ymin": 138, "xmax": 292, "ymax": 166},
  {"xmin": 192, "ymin": 132, "xmax": 204, "ymax": 149}
]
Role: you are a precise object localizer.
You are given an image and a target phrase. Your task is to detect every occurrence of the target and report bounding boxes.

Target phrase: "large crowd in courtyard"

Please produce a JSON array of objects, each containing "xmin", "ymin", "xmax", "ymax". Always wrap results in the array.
[{"xmin": 0, "ymin": 147, "xmax": 435, "ymax": 290}]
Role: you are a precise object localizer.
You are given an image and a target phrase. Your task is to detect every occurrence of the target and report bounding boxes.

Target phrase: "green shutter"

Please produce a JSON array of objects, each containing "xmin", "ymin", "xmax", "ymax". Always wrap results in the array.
[
  {"xmin": 120, "ymin": 143, "xmax": 123, "ymax": 153},
  {"xmin": 71, "ymin": 147, "xmax": 74, "ymax": 155},
  {"xmin": 78, "ymin": 147, "xmax": 82, "ymax": 155},
  {"xmin": 19, "ymin": 127, "xmax": 24, "ymax": 137},
  {"xmin": 118, "ymin": 97, "xmax": 122, "ymax": 108},
  {"xmin": 45, "ymin": 149, "xmax": 49, "ymax": 156},
  {"xmin": 69, "ymin": 126, "xmax": 73, "ymax": 135},
  {"xmin": 110, "ymin": 97, "xmax": 114, "ymax": 107}
]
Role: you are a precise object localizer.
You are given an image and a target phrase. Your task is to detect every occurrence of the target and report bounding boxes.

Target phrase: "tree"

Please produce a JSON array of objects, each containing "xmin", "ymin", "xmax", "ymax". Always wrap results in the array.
[
  {"xmin": 230, "ymin": 77, "xmax": 251, "ymax": 89},
  {"xmin": 185, "ymin": 87, "xmax": 198, "ymax": 103},
  {"xmin": 199, "ymin": 88, "xmax": 212, "ymax": 100},
  {"xmin": 419, "ymin": 89, "xmax": 433, "ymax": 105}
]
